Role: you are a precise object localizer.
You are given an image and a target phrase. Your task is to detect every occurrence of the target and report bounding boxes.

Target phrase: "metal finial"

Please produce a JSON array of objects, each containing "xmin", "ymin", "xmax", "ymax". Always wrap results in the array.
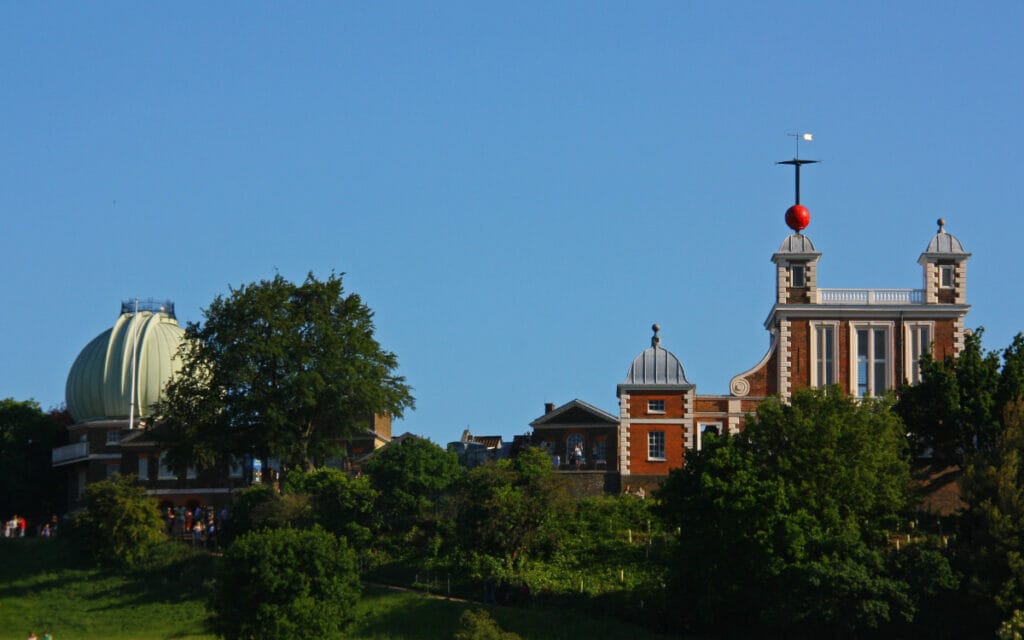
[
  {"xmin": 937, "ymin": 218, "xmax": 946, "ymax": 234},
  {"xmin": 651, "ymin": 323, "xmax": 661, "ymax": 348}
]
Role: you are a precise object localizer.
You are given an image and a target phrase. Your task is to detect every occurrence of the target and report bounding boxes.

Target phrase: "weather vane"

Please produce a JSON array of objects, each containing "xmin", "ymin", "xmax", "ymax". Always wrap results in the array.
[
  {"xmin": 777, "ymin": 133, "xmax": 817, "ymax": 233},
  {"xmin": 777, "ymin": 132, "xmax": 817, "ymax": 205}
]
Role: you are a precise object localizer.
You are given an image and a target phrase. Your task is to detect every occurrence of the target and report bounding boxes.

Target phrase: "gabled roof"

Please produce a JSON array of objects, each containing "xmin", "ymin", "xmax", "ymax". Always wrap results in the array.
[{"xmin": 530, "ymin": 399, "xmax": 618, "ymax": 428}]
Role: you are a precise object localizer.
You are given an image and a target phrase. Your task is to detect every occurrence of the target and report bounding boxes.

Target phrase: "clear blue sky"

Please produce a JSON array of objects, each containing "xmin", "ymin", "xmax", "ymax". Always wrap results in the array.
[{"xmin": 3, "ymin": 2, "xmax": 1023, "ymax": 445}]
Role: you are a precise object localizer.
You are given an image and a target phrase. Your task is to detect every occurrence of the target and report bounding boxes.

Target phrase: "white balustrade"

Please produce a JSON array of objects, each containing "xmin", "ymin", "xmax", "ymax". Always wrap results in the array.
[{"xmin": 817, "ymin": 288, "xmax": 924, "ymax": 305}]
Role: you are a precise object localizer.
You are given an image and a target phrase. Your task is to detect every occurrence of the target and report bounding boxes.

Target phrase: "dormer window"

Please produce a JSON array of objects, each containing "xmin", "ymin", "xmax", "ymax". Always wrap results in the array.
[
  {"xmin": 647, "ymin": 399, "xmax": 665, "ymax": 414},
  {"xmin": 791, "ymin": 265, "xmax": 806, "ymax": 288},
  {"xmin": 939, "ymin": 264, "xmax": 954, "ymax": 289}
]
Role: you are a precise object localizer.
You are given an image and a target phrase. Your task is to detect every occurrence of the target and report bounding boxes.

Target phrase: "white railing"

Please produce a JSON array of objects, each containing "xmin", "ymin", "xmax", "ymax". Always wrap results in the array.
[
  {"xmin": 817, "ymin": 288, "xmax": 924, "ymax": 305},
  {"xmin": 52, "ymin": 441, "xmax": 88, "ymax": 466}
]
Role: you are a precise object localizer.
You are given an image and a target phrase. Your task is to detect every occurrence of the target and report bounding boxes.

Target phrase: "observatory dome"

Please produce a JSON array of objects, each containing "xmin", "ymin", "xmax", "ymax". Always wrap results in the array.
[{"xmin": 65, "ymin": 302, "xmax": 185, "ymax": 423}]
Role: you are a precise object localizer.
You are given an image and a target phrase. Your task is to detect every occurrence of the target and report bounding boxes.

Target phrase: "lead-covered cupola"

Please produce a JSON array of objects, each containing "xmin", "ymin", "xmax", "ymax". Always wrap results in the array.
[
  {"xmin": 622, "ymin": 324, "xmax": 690, "ymax": 386},
  {"xmin": 918, "ymin": 218, "xmax": 970, "ymax": 305}
]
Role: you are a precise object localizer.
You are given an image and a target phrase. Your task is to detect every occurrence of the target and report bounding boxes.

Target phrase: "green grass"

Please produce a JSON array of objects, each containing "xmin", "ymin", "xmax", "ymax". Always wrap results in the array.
[{"xmin": 0, "ymin": 539, "xmax": 670, "ymax": 640}]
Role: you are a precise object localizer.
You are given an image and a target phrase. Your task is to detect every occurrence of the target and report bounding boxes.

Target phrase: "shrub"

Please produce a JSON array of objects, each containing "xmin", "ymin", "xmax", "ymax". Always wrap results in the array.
[
  {"xmin": 454, "ymin": 609, "xmax": 523, "ymax": 640},
  {"xmin": 210, "ymin": 526, "xmax": 360, "ymax": 640},
  {"xmin": 66, "ymin": 474, "xmax": 165, "ymax": 567}
]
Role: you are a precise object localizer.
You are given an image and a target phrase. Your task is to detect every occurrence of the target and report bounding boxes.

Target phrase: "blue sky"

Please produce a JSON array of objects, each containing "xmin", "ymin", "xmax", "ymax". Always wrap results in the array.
[{"xmin": 2, "ymin": 2, "xmax": 1023, "ymax": 445}]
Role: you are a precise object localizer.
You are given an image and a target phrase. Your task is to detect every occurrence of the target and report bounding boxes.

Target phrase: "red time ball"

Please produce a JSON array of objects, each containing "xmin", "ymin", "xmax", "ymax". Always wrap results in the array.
[{"xmin": 785, "ymin": 204, "xmax": 810, "ymax": 232}]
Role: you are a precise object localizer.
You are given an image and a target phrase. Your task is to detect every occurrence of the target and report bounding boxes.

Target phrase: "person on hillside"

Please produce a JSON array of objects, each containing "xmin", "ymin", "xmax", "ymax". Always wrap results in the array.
[
  {"xmin": 27, "ymin": 632, "xmax": 38, "ymax": 640},
  {"xmin": 18, "ymin": 515, "xmax": 26, "ymax": 537}
]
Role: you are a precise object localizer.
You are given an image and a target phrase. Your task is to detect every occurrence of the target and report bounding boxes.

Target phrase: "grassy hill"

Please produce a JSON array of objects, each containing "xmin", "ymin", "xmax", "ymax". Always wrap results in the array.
[{"xmin": 0, "ymin": 539, "xmax": 669, "ymax": 640}]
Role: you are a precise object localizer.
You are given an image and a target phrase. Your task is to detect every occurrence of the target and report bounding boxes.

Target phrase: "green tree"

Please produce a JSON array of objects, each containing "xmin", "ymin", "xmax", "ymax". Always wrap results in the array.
[
  {"xmin": 156, "ymin": 273, "xmax": 414, "ymax": 472},
  {"xmin": 452, "ymin": 447, "xmax": 568, "ymax": 571},
  {"xmin": 0, "ymin": 399, "xmax": 68, "ymax": 518},
  {"xmin": 66, "ymin": 474, "xmax": 165, "ymax": 567},
  {"xmin": 210, "ymin": 526, "xmax": 361, "ymax": 640},
  {"xmin": 658, "ymin": 390, "xmax": 920, "ymax": 636},
  {"xmin": 364, "ymin": 437, "xmax": 463, "ymax": 537},
  {"xmin": 897, "ymin": 329, "xmax": 1001, "ymax": 462},
  {"xmin": 958, "ymin": 399, "xmax": 1024, "ymax": 631},
  {"xmin": 283, "ymin": 467, "xmax": 380, "ymax": 547}
]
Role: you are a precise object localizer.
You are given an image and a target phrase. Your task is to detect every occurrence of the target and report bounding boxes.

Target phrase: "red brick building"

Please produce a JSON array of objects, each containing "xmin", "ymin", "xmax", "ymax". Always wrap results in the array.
[{"xmin": 532, "ymin": 217, "xmax": 970, "ymax": 494}]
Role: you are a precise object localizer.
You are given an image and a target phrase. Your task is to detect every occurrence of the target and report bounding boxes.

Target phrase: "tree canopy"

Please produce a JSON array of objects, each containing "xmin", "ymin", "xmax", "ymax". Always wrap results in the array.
[
  {"xmin": 67, "ymin": 473, "xmax": 166, "ymax": 567},
  {"xmin": 363, "ymin": 436, "xmax": 463, "ymax": 537},
  {"xmin": 156, "ymin": 272, "xmax": 414, "ymax": 471},
  {"xmin": 0, "ymin": 399, "xmax": 68, "ymax": 518},
  {"xmin": 658, "ymin": 389, "xmax": 920, "ymax": 636},
  {"xmin": 897, "ymin": 329, "xmax": 1001, "ymax": 462},
  {"xmin": 210, "ymin": 526, "xmax": 361, "ymax": 640}
]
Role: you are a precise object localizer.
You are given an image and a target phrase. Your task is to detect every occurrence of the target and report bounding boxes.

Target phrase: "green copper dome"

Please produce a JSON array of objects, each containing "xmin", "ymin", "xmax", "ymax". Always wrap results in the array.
[{"xmin": 65, "ymin": 304, "xmax": 185, "ymax": 423}]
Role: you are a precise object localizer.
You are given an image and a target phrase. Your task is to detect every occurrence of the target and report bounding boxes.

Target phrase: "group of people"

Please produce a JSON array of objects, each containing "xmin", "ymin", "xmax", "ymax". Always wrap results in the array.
[
  {"xmin": 26, "ymin": 632, "xmax": 54, "ymax": 639},
  {"xmin": 3, "ymin": 514, "xmax": 58, "ymax": 538},
  {"xmin": 164, "ymin": 504, "xmax": 227, "ymax": 548},
  {"xmin": 4, "ymin": 514, "xmax": 26, "ymax": 538},
  {"xmin": 622, "ymin": 484, "xmax": 646, "ymax": 499}
]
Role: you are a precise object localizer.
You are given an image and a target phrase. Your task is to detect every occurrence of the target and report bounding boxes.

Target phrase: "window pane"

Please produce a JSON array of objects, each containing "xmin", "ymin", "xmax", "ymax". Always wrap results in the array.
[
  {"xmin": 648, "ymin": 431, "xmax": 665, "ymax": 459},
  {"xmin": 824, "ymin": 327, "xmax": 834, "ymax": 385},
  {"xmin": 857, "ymin": 329, "xmax": 869, "ymax": 396}
]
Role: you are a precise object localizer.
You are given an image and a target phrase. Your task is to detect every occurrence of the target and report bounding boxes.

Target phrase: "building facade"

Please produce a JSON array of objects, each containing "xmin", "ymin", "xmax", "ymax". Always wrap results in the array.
[{"xmin": 532, "ymin": 216, "xmax": 971, "ymax": 494}]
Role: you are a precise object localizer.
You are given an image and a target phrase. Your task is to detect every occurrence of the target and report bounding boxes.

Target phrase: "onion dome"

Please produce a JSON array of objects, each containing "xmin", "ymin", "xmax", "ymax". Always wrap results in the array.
[
  {"xmin": 65, "ymin": 301, "xmax": 185, "ymax": 423},
  {"xmin": 623, "ymin": 324, "xmax": 690, "ymax": 385},
  {"xmin": 923, "ymin": 218, "xmax": 968, "ymax": 255}
]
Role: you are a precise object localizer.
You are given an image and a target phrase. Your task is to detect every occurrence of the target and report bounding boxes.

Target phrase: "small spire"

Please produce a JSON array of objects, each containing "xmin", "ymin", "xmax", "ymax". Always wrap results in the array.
[
  {"xmin": 937, "ymin": 217, "xmax": 946, "ymax": 234},
  {"xmin": 651, "ymin": 323, "xmax": 661, "ymax": 348}
]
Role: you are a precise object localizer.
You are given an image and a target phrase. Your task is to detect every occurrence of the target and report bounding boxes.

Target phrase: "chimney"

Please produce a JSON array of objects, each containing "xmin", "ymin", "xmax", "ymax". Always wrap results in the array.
[{"xmin": 544, "ymin": 402, "xmax": 555, "ymax": 414}]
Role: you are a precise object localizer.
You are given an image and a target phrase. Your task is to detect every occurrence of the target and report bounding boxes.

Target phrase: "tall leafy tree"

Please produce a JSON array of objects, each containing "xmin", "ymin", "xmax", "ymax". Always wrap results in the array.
[
  {"xmin": 156, "ymin": 273, "xmax": 414, "ymax": 471},
  {"xmin": 452, "ymin": 446, "xmax": 568, "ymax": 571},
  {"xmin": 897, "ymin": 329, "xmax": 1000, "ymax": 462},
  {"xmin": 658, "ymin": 390, "xmax": 923, "ymax": 637},
  {"xmin": 363, "ymin": 436, "xmax": 463, "ymax": 537},
  {"xmin": 0, "ymin": 399, "xmax": 68, "ymax": 518},
  {"xmin": 958, "ymin": 399, "xmax": 1024, "ymax": 632}
]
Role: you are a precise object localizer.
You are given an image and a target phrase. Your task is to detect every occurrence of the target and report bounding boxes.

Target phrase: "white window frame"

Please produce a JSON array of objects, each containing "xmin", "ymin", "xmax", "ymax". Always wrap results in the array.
[
  {"xmin": 696, "ymin": 422, "xmax": 722, "ymax": 451},
  {"xmin": 849, "ymin": 321, "xmax": 895, "ymax": 397},
  {"xmin": 904, "ymin": 321, "xmax": 934, "ymax": 385},
  {"xmin": 647, "ymin": 399, "xmax": 665, "ymax": 414},
  {"xmin": 647, "ymin": 431, "xmax": 666, "ymax": 461},
  {"xmin": 939, "ymin": 264, "xmax": 954, "ymax": 289},
  {"xmin": 138, "ymin": 455, "xmax": 149, "ymax": 480},
  {"xmin": 791, "ymin": 264, "xmax": 806, "ymax": 288},
  {"xmin": 158, "ymin": 452, "xmax": 177, "ymax": 480},
  {"xmin": 106, "ymin": 430, "xmax": 121, "ymax": 445},
  {"xmin": 809, "ymin": 321, "xmax": 840, "ymax": 388}
]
